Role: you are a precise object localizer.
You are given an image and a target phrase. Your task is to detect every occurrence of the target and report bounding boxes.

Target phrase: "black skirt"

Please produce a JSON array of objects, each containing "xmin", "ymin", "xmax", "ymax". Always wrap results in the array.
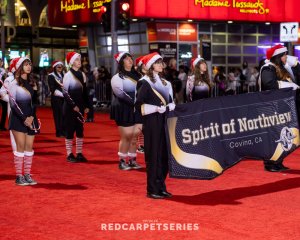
[
  {"xmin": 110, "ymin": 97, "xmax": 135, "ymax": 127},
  {"xmin": 9, "ymin": 113, "xmax": 40, "ymax": 135}
]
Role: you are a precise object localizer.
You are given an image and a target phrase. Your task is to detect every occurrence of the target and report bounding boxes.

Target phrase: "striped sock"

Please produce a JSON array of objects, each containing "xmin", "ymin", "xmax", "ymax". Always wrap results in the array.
[
  {"xmin": 128, "ymin": 152, "xmax": 137, "ymax": 161},
  {"xmin": 76, "ymin": 138, "xmax": 83, "ymax": 154},
  {"xmin": 24, "ymin": 151, "xmax": 34, "ymax": 175},
  {"xmin": 118, "ymin": 152, "xmax": 127, "ymax": 161},
  {"xmin": 14, "ymin": 151, "xmax": 24, "ymax": 176},
  {"xmin": 65, "ymin": 139, "xmax": 73, "ymax": 156},
  {"xmin": 138, "ymin": 133, "xmax": 144, "ymax": 147}
]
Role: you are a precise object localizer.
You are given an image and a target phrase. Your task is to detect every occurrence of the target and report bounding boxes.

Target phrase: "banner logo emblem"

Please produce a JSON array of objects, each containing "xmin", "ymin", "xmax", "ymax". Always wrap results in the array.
[{"xmin": 276, "ymin": 127, "xmax": 296, "ymax": 151}]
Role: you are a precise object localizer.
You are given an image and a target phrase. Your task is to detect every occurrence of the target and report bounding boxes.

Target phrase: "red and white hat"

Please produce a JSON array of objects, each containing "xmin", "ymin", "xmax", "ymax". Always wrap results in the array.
[
  {"xmin": 52, "ymin": 60, "xmax": 64, "ymax": 68},
  {"xmin": 66, "ymin": 52, "xmax": 81, "ymax": 65},
  {"xmin": 191, "ymin": 57, "xmax": 204, "ymax": 68},
  {"xmin": 135, "ymin": 56, "xmax": 145, "ymax": 67},
  {"xmin": 9, "ymin": 57, "xmax": 30, "ymax": 73},
  {"xmin": 9, "ymin": 58, "xmax": 19, "ymax": 73},
  {"xmin": 114, "ymin": 52, "xmax": 130, "ymax": 63},
  {"xmin": 266, "ymin": 44, "xmax": 287, "ymax": 60},
  {"xmin": 142, "ymin": 52, "xmax": 162, "ymax": 70}
]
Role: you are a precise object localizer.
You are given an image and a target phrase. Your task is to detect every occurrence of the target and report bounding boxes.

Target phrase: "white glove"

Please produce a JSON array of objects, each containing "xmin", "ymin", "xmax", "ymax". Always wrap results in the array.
[
  {"xmin": 157, "ymin": 105, "xmax": 166, "ymax": 114},
  {"xmin": 54, "ymin": 89, "xmax": 64, "ymax": 97},
  {"xmin": 142, "ymin": 104, "xmax": 165, "ymax": 115},
  {"xmin": 287, "ymin": 55, "xmax": 298, "ymax": 67},
  {"xmin": 168, "ymin": 102, "xmax": 176, "ymax": 111},
  {"xmin": 278, "ymin": 81, "xmax": 299, "ymax": 90}
]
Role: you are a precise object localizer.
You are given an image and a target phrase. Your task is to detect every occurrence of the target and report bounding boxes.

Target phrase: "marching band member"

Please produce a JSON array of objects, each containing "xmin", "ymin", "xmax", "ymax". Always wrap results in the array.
[
  {"xmin": 8, "ymin": 57, "xmax": 39, "ymax": 186},
  {"xmin": 259, "ymin": 44, "xmax": 299, "ymax": 172},
  {"xmin": 0, "ymin": 58, "xmax": 18, "ymax": 152},
  {"xmin": 186, "ymin": 57, "xmax": 211, "ymax": 102},
  {"xmin": 135, "ymin": 52, "xmax": 175, "ymax": 199},
  {"xmin": 135, "ymin": 56, "xmax": 147, "ymax": 153},
  {"xmin": 48, "ymin": 60, "xmax": 65, "ymax": 137},
  {"xmin": 110, "ymin": 52, "xmax": 142, "ymax": 170},
  {"xmin": 62, "ymin": 52, "xmax": 89, "ymax": 163}
]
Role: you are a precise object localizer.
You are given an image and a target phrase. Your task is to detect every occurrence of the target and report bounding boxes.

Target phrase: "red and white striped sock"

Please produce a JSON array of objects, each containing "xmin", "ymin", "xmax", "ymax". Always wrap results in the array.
[
  {"xmin": 76, "ymin": 138, "xmax": 83, "ymax": 154},
  {"xmin": 128, "ymin": 152, "xmax": 137, "ymax": 161},
  {"xmin": 65, "ymin": 139, "xmax": 73, "ymax": 156},
  {"xmin": 138, "ymin": 133, "xmax": 144, "ymax": 147},
  {"xmin": 118, "ymin": 152, "xmax": 127, "ymax": 161},
  {"xmin": 13, "ymin": 151, "xmax": 24, "ymax": 176},
  {"xmin": 24, "ymin": 151, "xmax": 34, "ymax": 175}
]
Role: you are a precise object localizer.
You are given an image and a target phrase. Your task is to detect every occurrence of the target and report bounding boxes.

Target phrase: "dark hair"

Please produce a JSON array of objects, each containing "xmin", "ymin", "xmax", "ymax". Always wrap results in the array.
[
  {"xmin": 117, "ymin": 53, "xmax": 135, "ymax": 77},
  {"xmin": 14, "ymin": 59, "xmax": 33, "ymax": 86},
  {"xmin": 194, "ymin": 60, "xmax": 211, "ymax": 88},
  {"xmin": 147, "ymin": 58, "xmax": 167, "ymax": 86},
  {"xmin": 270, "ymin": 52, "xmax": 291, "ymax": 80}
]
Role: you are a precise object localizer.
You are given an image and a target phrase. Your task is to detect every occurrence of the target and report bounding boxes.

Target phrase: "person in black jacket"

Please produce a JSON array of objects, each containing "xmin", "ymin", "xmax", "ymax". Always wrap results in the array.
[
  {"xmin": 63, "ymin": 52, "xmax": 89, "ymax": 163},
  {"xmin": 259, "ymin": 44, "xmax": 299, "ymax": 172},
  {"xmin": 48, "ymin": 61, "xmax": 65, "ymax": 137},
  {"xmin": 135, "ymin": 52, "xmax": 175, "ymax": 199}
]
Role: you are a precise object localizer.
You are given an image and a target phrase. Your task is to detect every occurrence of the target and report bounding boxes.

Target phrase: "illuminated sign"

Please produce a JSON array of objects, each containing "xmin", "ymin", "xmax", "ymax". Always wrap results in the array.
[
  {"xmin": 194, "ymin": 0, "xmax": 269, "ymax": 15},
  {"xmin": 131, "ymin": 0, "xmax": 300, "ymax": 22},
  {"xmin": 48, "ymin": 0, "xmax": 111, "ymax": 26}
]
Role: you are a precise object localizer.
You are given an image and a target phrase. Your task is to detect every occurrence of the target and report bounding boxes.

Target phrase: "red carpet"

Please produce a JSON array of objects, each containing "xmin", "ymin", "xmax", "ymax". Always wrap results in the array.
[{"xmin": 1, "ymin": 107, "xmax": 300, "ymax": 240}]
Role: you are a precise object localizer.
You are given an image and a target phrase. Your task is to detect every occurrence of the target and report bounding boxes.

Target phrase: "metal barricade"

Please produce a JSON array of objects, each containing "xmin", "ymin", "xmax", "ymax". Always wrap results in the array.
[{"xmin": 94, "ymin": 81, "xmax": 112, "ymax": 109}]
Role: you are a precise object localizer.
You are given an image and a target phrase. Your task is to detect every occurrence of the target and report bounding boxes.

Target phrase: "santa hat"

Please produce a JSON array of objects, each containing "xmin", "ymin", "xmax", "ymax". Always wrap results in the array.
[
  {"xmin": 66, "ymin": 52, "xmax": 81, "ymax": 65},
  {"xmin": 114, "ymin": 52, "xmax": 130, "ymax": 63},
  {"xmin": 135, "ymin": 56, "xmax": 145, "ymax": 67},
  {"xmin": 266, "ymin": 45, "xmax": 287, "ymax": 60},
  {"xmin": 9, "ymin": 57, "xmax": 30, "ymax": 73},
  {"xmin": 142, "ymin": 52, "xmax": 162, "ymax": 70},
  {"xmin": 191, "ymin": 57, "xmax": 204, "ymax": 68},
  {"xmin": 9, "ymin": 58, "xmax": 19, "ymax": 73},
  {"xmin": 52, "ymin": 60, "xmax": 64, "ymax": 68}
]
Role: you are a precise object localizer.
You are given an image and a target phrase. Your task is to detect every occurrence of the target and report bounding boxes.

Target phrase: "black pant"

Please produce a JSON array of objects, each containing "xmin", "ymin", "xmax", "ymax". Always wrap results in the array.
[
  {"xmin": 51, "ymin": 96, "xmax": 64, "ymax": 136},
  {"xmin": 0, "ymin": 99, "xmax": 7, "ymax": 129},
  {"xmin": 87, "ymin": 94, "xmax": 94, "ymax": 120}
]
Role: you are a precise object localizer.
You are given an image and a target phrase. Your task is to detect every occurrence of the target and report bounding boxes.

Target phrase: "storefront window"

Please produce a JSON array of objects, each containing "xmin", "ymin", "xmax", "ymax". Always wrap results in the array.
[
  {"xmin": 228, "ymin": 24, "xmax": 241, "ymax": 33},
  {"xmin": 212, "ymin": 24, "xmax": 226, "ymax": 32},
  {"xmin": 228, "ymin": 45, "xmax": 241, "ymax": 54},
  {"xmin": 212, "ymin": 45, "xmax": 226, "ymax": 54},
  {"xmin": 243, "ymin": 56, "xmax": 257, "ymax": 64},
  {"xmin": 39, "ymin": 49, "xmax": 50, "ymax": 67},
  {"xmin": 258, "ymin": 36, "xmax": 272, "ymax": 45},
  {"xmin": 243, "ymin": 46, "xmax": 257, "ymax": 54},
  {"xmin": 198, "ymin": 23, "xmax": 211, "ymax": 32},
  {"xmin": 243, "ymin": 35, "xmax": 256, "ymax": 44},
  {"xmin": 213, "ymin": 56, "xmax": 226, "ymax": 64},
  {"xmin": 258, "ymin": 25, "xmax": 271, "ymax": 34},
  {"xmin": 178, "ymin": 44, "xmax": 192, "ymax": 66},
  {"xmin": 243, "ymin": 25, "xmax": 256, "ymax": 34},
  {"xmin": 212, "ymin": 35, "xmax": 226, "ymax": 43},
  {"xmin": 1, "ymin": 49, "xmax": 30, "ymax": 68},
  {"xmin": 52, "ymin": 49, "xmax": 65, "ymax": 62},
  {"xmin": 228, "ymin": 56, "xmax": 241, "ymax": 64},
  {"xmin": 228, "ymin": 35, "xmax": 242, "ymax": 43}
]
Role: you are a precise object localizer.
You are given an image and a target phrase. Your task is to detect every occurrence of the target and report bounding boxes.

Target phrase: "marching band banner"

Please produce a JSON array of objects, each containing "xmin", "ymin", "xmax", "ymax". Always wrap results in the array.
[{"xmin": 166, "ymin": 88, "xmax": 300, "ymax": 180}]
